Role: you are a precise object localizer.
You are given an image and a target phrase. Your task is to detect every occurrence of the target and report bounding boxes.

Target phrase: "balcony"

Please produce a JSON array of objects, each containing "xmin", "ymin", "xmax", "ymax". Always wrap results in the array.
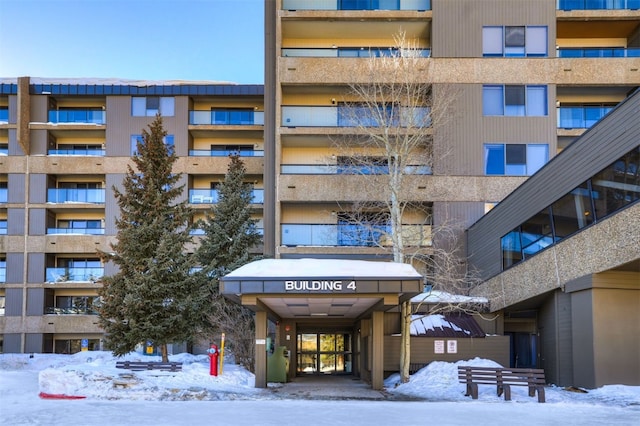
[
  {"xmin": 281, "ymin": 164, "xmax": 431, "ymax": 174},
  {"xmin": 557, "ymin": 48, "xmax": 640, "ymax": 58},
  {"xmin": 47, "ymin": 227, "xmax": 105, "ymax": 235},
  {"xmin": 557, "ymin": 0, "xmax": 640, "ymax": 9},
  {"xmin": 557, "ymin": 105, "xmax": 614, "ymax": 129},
  {"xmin": 282, "ymin": 47, "xmax": 430, "ymax": 58},
  {"xmin": 45, "ymin": 267, "xmax": 104, "ymax": 283},
  {"xmin": 282, "ymin": 106, "xmax": 431, "ymax": 127},
  {"xmin": 0, "ymin": 267, "xmax": 5, "ymax": 283},
  {"xmin": 189, "ymin": 188, "xmax": 264, "ymax": 204},
  {"xmin": 282, "ymin": 0, "xmax": 431, "ymax": 10},
  {"xmin": 48, "ymin": 147, "xmax": 105, "ymax": 156},
  {"xmin": 47, "ymin": 189, "xmax": 105, "ymax": 204},
  {"xmin": 282, "ymin": 223, "xmax": 431, "ymax": 247},
  {"xmin": 189, "ymin": 110, "xmax": 264, "ymax": 125},
  {"xmin": 0, "ymin": 108, "xmax": 7, "ymax": 123},
  {"xmin": 0, "ymin": 188, "xmax": 7, "ymax": 203},
  {"xmin": 48, "ymin": 109, "xmax": 106, "ymax": 124},
  {"xmin": 189, "ymin": 149, "xmax": 264, "ymax": 157}
]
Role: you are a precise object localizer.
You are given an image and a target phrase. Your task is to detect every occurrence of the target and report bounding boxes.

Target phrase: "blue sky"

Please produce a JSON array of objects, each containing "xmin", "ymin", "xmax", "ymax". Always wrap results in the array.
[{"xmin": 0, "ymin": 0, "xmax": 264, "ymax": 83}]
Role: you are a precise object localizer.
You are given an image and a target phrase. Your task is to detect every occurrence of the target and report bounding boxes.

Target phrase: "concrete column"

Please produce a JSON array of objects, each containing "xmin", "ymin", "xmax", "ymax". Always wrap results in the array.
[
  {"xmin": 371, "ymin": 311, "xmax": 384, "ymax": 390},
  {"xmin": 254, "ymin": 310, "xmax": 268, "ymax": 388}
]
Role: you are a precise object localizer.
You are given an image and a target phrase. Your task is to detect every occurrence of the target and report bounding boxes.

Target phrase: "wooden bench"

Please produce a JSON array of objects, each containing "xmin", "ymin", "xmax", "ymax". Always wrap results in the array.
[
  {"xmin": 458, "ymin": 366, "xmax": 546, "ymax": 403},
  {"xmin": 115, "ymin": 361, "xmax": 183, "ymax": 372}
]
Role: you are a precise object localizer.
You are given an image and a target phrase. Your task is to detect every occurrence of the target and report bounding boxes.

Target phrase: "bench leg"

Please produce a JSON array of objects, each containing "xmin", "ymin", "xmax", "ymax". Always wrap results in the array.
[
  {"xmin": 503, "ymin": 384, "xmax": 511, "ymax": 401},
  {"xmin": 536, "ymin": 386, "xmax": 545, "ymax": 403},
  {"xmin": 466, "ymin": 383, "xmax": 478, "ymax": 399}
]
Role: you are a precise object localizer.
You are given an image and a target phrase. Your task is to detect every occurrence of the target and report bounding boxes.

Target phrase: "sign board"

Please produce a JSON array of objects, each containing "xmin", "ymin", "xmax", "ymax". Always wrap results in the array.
[
  {"xmin": 255, "ymin": 338, "xmax": 266, "ymax": 345},
  {"xmin": 434, "ymin": 340, "xmax": 445, "ymax": 354},
  {"xmin": 447, "ymin": 340, "xmax": 458, "ymax": 354},
  {"xmin": 81, "ymin": 339, "xmax": 89, "ymax": 352}
]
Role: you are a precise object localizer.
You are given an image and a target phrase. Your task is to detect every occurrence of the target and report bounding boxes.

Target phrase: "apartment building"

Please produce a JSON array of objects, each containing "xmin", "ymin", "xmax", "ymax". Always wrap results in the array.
[
  {"xmin": 1, "ymin": 0, "xmax": 639, "ymax": 389},
  {"xmin": 0, "ymin": 78, "xmax": 264, "ymax": 354}
]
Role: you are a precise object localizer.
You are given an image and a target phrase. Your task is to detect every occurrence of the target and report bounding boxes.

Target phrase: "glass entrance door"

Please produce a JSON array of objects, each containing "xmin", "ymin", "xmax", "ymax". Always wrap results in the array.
[{"xmin": 297, "ymin": 332, "xmax": 352, "ymax": 375}]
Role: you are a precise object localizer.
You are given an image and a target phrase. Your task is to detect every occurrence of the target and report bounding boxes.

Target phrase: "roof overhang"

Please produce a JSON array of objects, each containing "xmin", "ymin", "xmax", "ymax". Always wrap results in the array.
[{"xmin": 220, "ymin": 259, "xmax": 423, "ymax": 320}]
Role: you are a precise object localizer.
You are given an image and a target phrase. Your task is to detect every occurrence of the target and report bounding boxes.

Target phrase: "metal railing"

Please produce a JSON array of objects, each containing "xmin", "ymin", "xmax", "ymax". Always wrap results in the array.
[
  {"xmin": 48, "ymin": 109, "xmax": 105, "ymax": 124},
  {"xmin": 282, "ymin": 223, "xmax": 431, "ymax": 247},
  {"xmin": 189, "ymin": 110, "xmax": 264, "ymax": 125},
  {"xmin": 282, "ymin": 0, "xmax": 431, "ymax": 10},
  {"xmin": 47, "ymin": 189, "xmax": 105, "ymax": 204},
  {"xmin": 189, "ymin": 149, "xmax": 264, "ymax": 157},
  {"xmin": 48, "ymin": 148, "xmax": 105, "ymax": 156},
  {"xmin": 280, "ymin": 164, "xmax": 431, "ymax": 174},
  {"xmin": 557, "ymin": 47, "xmax": 640, "ymax": 58},
  {"xmin": 282, "ymin": 106, "xmax": 431, "ymax": 127},
  {"xmin": 189, "ymin": 189, "xmax": 264, "ymax": 204},
  {"xmin": 557, "ymin": 105, "xmax": 614, "ymax": 128},
  {"xmin": 558, "ymin": 0, "xmax": 640, "ymax": 9},
  {"xmin": 282, "ymin": 47, "xmax": 430, "ymax": 58},
  {"xmin": 45, "ymin": 267, "xmax": 104, "ymax": 283}
]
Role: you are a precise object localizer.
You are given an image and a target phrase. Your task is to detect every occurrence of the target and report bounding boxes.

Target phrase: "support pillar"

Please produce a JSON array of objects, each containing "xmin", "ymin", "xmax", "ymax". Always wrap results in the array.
[
  {"xmin": 371, "ymin": 310, "xmax": 384, "ymax": 390},
  {"xmin": 254, "ymin": 310, "xmax": 268, "ymax": 388}
]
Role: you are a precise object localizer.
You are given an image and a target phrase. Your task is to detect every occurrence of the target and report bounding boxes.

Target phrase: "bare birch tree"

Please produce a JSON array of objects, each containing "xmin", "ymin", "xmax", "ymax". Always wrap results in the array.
[{"xmin": 331, "ymin": 31, "xmax": 483, "ymax": 383}]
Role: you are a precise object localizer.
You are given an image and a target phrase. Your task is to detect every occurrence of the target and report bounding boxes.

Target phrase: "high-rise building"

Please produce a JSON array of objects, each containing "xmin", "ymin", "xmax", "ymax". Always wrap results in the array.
[{"xmin": 1, "ymin": 0, "xmax": 638, "ymax": 389}]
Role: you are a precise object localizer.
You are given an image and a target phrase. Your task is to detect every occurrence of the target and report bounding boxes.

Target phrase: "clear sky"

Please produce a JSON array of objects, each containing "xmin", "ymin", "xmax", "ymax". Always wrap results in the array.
[{"xmin": 0, "ymin": 0, "xmax": 265, "ymax": 84}]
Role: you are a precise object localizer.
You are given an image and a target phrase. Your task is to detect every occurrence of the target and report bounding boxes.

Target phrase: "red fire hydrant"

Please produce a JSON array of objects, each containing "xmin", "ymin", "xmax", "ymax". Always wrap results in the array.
[{"xmin": 207, "ymin": 344, "xmax": 219, "ymax": 376}]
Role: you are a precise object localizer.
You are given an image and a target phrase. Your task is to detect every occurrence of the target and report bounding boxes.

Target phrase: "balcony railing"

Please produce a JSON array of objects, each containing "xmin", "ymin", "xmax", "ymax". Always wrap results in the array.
[
  {"xmin": 189, "ymin": 110, "xmax": 264, "ymax": 125},
  {"xmin": 45, "ymin": 267, "xmax": 104, "ymax": 283},
  {"xmin": 0, "ymin": 188, "xmax": 7, "ymax": 203},
  {"xmin": 281, "ymin": 164, "xmax": 432, "ymax": 174},
  {"xmin": 48, "ymin": 148, "xmax": 105, "ymax": 156},
  {"xmin": 45, "ymin": 306, "xmax": 99, "ymax": 315},
  {"xmin": 47, "ymin": 188, "xmax": 106, "ymax": 204},
  {"xmin": 557, "ymin": 105, "xmax": 614, "ymax": 129},
  {"xmin": 0, "ymin": 108, "xmax": 8, "ymax": 122},
  {"xmin": 48, "ymin": 110, "xmax": 106, "ymax": 124},
  {"xmin": 282, "ymin": 47, "xmax": 430, "ymax": 58},
  {"xmin": 189, "ymin": 189, "xmax": 264, "ymax": 204},
  {"xmin": 557, "ymin": 47, "xmax": 640, "ymax": 58},
  {"xmin": 282, "ymin": 0, "xmax": 431, "ymax": 10},
  {"xmin": 558, "ymin": 0, "xmax": 640, "ymax": 9},
  {"xmin": 189, "ymin": 149, "xmax": 264, "ymax": 157},
  {"xmin": 0, "ymin": 267, "xmax": 5, "ymax": 283},
  {"xmin": 282, "ymin": 223, "xmax": 431, "ymax": 247},
  {"xmin": 191, "ymin": 227, "xmax": 264, "ymax": 236},
  {"xmin": 47, "ymin": 227, "xmax": 105, "ymax": 235},
  {"xmin": 282, "ymin": 106, "xmax": 431, "ymax": 127}
]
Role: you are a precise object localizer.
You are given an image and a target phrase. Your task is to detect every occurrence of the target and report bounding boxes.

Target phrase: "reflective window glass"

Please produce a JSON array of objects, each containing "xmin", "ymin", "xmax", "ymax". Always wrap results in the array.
[
  {"xmin": 551, "ymin": 183, "xmax": 594, "ymax": 239},
  {"xmin": 484, "ymin": 144, "xmax": 505, "ymax": 175},
  {"xmin": 482, "ymin": 86, "xmax": 504, "ymax": 115}
]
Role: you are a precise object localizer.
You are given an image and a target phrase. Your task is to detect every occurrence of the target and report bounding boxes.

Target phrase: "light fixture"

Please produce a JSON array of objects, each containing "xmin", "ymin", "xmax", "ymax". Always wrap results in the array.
[{"xmin": 331, "ymin": 98, "xmax": 336, "ymax": 105}]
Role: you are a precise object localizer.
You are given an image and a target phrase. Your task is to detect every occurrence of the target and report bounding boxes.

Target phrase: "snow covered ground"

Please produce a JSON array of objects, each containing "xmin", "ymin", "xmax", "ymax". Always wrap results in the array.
[{"xmin": 1, "ymin": 351, "xmax": 639, "ymax": 425}]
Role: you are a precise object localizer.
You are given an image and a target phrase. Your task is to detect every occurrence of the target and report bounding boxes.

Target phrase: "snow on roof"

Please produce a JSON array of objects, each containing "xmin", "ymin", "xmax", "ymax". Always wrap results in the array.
[
  {"xmin": 223, "ymin": 258, "xmax": 422, "ymax": 279},
  {"xmin": 0, "ymin": 77, "xmax": 238, "ymax": 86},
  {"xmin": 411, "ymin": 290, "xmax": 488, "ymax": 305}
]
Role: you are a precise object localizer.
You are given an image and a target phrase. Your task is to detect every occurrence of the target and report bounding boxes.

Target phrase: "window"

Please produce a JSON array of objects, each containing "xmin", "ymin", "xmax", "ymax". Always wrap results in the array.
[
  {"xmin": 131, "ymin": 96, "xmax": 175, "ymax": 116},
  {"xmin": 483, "ymin": 85, "xmax": 548, "ymax": 116},
  {"xmin": 131, "ymin": 134, "xmax": 174, "ymax": 155},
  {"xmin": 484, "ymin": 143, "xmax": 548, "ymax": 175},
  {"xmin": 0, "ymin": 219, "xmax": 6, "ymax": 234},
  {"xmin": 483, "ymin": 26, "xmax": 547, "ymax": 57}
]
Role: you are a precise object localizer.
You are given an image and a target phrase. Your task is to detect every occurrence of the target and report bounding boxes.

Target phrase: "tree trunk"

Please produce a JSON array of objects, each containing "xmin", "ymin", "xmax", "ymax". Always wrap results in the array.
[
  {"xmin": 160, "ymin": 343, "xmax": 169, "ymax": 362},
  {"xmin": 400, "ymin": 300, "xmax": 411, "ymax": 383}
]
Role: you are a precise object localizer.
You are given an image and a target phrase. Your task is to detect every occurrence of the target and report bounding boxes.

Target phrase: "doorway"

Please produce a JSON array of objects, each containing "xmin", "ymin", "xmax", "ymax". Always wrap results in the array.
[{"xmin": 296, "ymin": 332, "xmax": 352, "ymax": 375}]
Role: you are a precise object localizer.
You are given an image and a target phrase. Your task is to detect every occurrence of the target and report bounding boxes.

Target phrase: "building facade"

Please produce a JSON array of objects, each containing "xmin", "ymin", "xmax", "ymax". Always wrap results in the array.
[{"xmin": 1, "ymin": 0, "xmax": 639, "ymax": 388}]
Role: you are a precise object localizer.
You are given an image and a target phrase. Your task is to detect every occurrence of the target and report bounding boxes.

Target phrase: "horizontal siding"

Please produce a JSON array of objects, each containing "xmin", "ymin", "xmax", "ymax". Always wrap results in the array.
[
  {"xmin": 384, "ymin": 335, "xmax": 510, "ymax": 371},
  {"xmin": 468, "ymin": 90, "xmax": 640, "ymax": 279}
]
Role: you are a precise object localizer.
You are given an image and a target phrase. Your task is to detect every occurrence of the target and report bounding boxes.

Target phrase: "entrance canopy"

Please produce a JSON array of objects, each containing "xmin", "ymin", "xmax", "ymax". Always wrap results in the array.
[{"xmin": 220, "ymin": 259, "xmax": 423, "ymax": 320}]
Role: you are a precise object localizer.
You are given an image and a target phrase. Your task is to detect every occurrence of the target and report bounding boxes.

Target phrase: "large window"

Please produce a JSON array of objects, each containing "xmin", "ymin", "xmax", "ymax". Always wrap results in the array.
[
  {"xmin": 484, "ymin": 143, "xmax": 548, "ymax": 175},
  {"xmin": 483, "ymin": 26, "xmax": 547, "ymax": 57},
  {"xmin": 131, "ymin": 96, "xmax": 175, "ymax": 117},
  {"xmin": 501, "ymin": 146, "xmax": 639, "ymax": 269},
  {"xmin": 483, "ymin": 85, "xmax": 548, "ymax": 116}
]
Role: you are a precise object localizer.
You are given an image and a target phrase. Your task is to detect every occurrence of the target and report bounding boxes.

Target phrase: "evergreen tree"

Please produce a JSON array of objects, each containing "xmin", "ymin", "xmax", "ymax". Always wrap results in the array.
[
  {"xmin": 98, "ymin": 115, "xmax": 202, "ymax": 362},
  {"xmin": 196, "ymin": 154, "xmax": 262, "ymax": 280},
  {"xmin": 195, "ymin": 154, "xmax": 262, "ymax": 371}
]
